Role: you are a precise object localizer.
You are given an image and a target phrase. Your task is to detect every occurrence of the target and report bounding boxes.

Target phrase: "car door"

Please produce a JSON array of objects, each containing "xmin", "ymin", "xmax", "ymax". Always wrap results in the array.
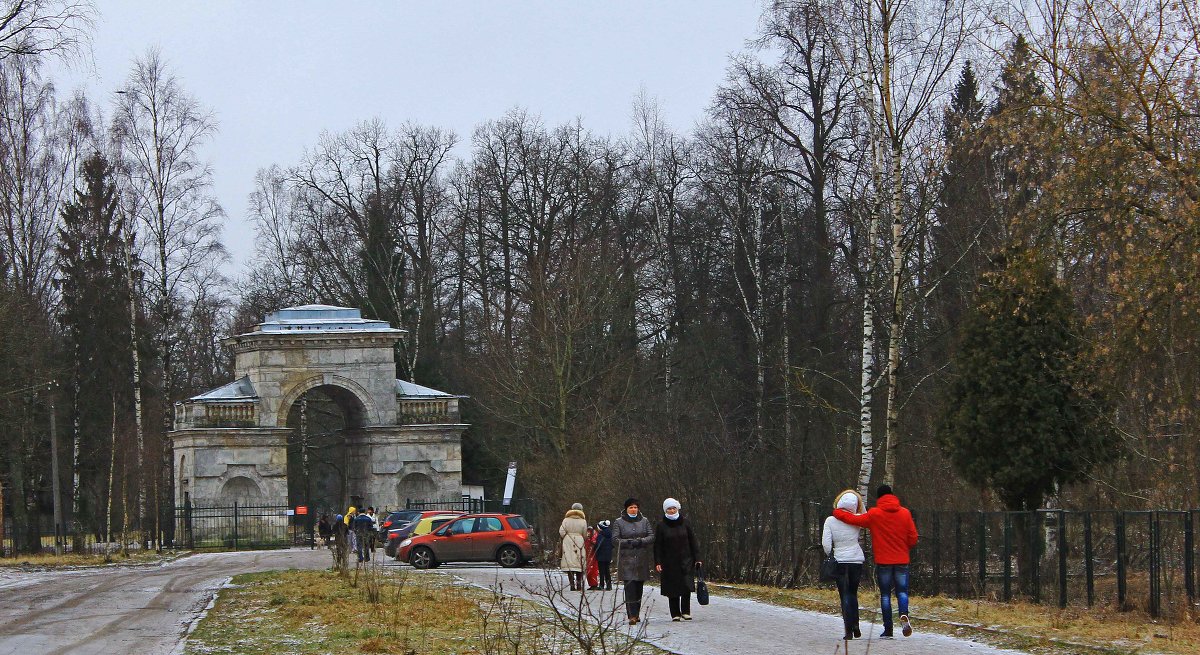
[
  {"xmin": 469, "ymin": 516, "xmax": 505, "ymax": 560},
  {"xmin": 435, "ymin": 517, "xmax": 477, "ymax": 561}
]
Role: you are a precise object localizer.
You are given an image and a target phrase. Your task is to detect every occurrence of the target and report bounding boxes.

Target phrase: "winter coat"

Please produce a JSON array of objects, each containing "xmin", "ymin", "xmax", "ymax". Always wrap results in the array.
[
  {"xmin": 653, "ymin": 516, "xmax": 700, "ymax": 597},
  {"xmin": 559, "ymin": 509, "xmax": 588, "ymax": 572},
  {"xmin": 834, "ymin": 493, "xmax": 919, "ymax": 565},
  {"xmin": 612, "ymin": 513, "xmax": 655, "ymax": 582},
  {"xmin": 594, "ymin": 525, "xmax": 614, "ymax": 562},
  {"xmin": 822, "ymin": 491, "xmax": 865, "ymax": 564}
]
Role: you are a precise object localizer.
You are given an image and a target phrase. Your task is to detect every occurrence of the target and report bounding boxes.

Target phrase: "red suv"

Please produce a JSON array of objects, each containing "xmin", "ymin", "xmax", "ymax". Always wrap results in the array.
[{"xmin": 397, "ymin": 513, "xmax": 534, "ymax": 569}]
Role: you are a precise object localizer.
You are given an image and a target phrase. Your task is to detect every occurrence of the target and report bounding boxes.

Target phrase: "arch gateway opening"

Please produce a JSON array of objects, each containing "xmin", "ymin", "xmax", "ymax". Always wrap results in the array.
[{"xmin": 170, "ymin": 305, "xmax": 468, "ymax": 518}]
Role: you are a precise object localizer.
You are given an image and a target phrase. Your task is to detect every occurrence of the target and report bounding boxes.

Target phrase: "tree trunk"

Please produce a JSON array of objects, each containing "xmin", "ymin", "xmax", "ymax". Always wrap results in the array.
[
  {"xmin": 884, "ymin": 143, "xmax": 904, "ymax": 486},
  {"xmin": 123, "ymin": 235, "xmax": 147, "ymax": 542}
]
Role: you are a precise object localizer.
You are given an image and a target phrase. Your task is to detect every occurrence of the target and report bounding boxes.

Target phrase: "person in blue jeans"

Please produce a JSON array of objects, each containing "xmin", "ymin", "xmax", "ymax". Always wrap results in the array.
[{"xmin": 834, "ymin": 485, "xmax": 919, "ymax": 638}]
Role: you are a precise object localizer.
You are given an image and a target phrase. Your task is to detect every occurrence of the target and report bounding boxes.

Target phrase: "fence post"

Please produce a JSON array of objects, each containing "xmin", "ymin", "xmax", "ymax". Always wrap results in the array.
[
  {"xmin": 1003, "ymin": 513, "xmax": 1013, "ymax": 602},
  {"xmin": 932, "ymin": 512, "xmax": 942, "ymax": 596},
  {"xmin": 1186, "ymin": 511, "xmax": 1195, "ymax": 605},
  {"xmin": 1030, "ymin": 512, "xmax": 1041, "ymax": 604},
  {"xmin": 233, "ymin": 502, "xmax": 239, "ymax": 551},
  {"xmin": 1058, "ymin": 510, "xmax": 1067, "ymax": 609},
  {"xmin": 1084, "ymin": 511, "xmax": 1094, "ymax": 607},
  {"xmin": 1116, "ymin": 512, "xmax": 1127, "ymax": 610},
  {"xmin": 1149, "ymin": 512, "xmax": 1160, "ymax": 619},
  {"xmin": 955, "ymin": 513, "xmax": 964, "ymax": 598},
  {"xmin": 977, "ymin": 512, "xmax": 987, "ymax": 598}
]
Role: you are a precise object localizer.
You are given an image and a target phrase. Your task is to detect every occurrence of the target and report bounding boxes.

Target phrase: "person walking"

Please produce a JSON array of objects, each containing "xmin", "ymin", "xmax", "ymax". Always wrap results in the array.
[
  {"xmin": 585, "ymin": 524, "xmax": 600, "ymax": 590},
  {"xmin": 353, "ymin": 508, "xmax": 375, "ymax": 561},
  {"xmin": 653, "ymin": 497, "xmax": 701, "ymax": 621},
  {"xmin": 559, "ymin": 503, "xmax": 588, "ymax": 591},
  {"xmin": 317, "ymin": 514, "xmax": 333, "ymax": 546},
  {"xmin": 612, "ymin": 497, "xmax": 654, "ymax": 624},
  {"xmin": 343, "ymin": 507, "xmax": 358, "ymax": 565},
  {"xmin": 834, "ymin": 484, "xmax": 919, "ymax": 639},
  {"xmin": 594, "ymin": 519, "xmax": 614, "ymax": 591},
  {"xmin": 823, "ymin": 489, "xmax": 866, "ymax": 640}
]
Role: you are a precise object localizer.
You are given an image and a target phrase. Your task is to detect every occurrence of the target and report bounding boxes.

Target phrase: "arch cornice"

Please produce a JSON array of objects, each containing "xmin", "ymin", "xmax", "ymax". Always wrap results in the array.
[{"xmin": 276, "ymin": 373, "xmax": 381, "ymax": 427}]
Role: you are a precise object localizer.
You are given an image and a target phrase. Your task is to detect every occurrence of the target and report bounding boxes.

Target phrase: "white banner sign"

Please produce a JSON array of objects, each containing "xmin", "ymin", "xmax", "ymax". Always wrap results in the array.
[{"xmin": 502, "ymin": 461, "xmax": 518, "ymax": 507}]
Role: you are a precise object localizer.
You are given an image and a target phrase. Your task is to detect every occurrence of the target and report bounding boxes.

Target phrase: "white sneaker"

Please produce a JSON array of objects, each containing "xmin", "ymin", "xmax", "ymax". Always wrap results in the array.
[
  {"xmin": 900, "ymin": 614, "xmax": 913, "ymax": 637},
  {"xmin": 681, "ymin": 614, "xmax": 692, "ymax": 620}
]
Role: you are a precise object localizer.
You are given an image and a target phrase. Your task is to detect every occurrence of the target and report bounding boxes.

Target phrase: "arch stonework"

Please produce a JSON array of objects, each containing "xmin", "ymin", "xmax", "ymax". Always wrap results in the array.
[
  {"xmin": 170, "ymin": 306, "xmax": 467, "ymax": 515},
  {"xmin": 274, "ymin": 374, "xmax": 378, "ymax": 428}
]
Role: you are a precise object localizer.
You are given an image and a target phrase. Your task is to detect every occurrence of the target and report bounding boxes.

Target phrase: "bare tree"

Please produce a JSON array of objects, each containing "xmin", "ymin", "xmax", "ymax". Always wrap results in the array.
[
  {"xmin": 112, "ymin": 47, "xmax": 225, "ymax": 542},
  {"xmin": 0, "ymin": 55, "xmax": 88, "ymax": 304},
  {"xmin": 0, "ymin": 0, "xmax": 92, "ymax": 62}
]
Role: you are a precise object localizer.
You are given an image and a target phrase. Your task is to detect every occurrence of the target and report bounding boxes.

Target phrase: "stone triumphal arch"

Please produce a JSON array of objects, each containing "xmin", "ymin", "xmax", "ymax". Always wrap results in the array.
[{"xmin": 170, "ymin": 305, "xmax": 467, "ymax": 509}]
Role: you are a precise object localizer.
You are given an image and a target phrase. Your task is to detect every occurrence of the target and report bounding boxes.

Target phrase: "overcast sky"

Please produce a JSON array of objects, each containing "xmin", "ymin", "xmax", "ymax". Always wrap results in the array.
[{"xmin": 54, "ymin": 1, "xmax": 766, "ymax": 275}]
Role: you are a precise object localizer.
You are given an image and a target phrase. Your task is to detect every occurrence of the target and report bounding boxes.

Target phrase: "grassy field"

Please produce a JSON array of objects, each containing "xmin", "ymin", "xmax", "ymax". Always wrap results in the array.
[
  {"xmin": 186, "ymin": 568, "xmax": 482, "ymax": 655},
  {"xmin": 185, "ymin": 566, "xmax": 662, "ymax": 655},
  {"xmin": 717, "ymin": 582, "xmax": 1200, "ymax": 655}
]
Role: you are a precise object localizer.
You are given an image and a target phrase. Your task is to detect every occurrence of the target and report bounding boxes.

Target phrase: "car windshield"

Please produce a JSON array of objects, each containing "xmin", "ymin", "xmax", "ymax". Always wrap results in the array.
[{"xmin": 386, "ymin": 511, "xmax": 421, "ymax": 525}]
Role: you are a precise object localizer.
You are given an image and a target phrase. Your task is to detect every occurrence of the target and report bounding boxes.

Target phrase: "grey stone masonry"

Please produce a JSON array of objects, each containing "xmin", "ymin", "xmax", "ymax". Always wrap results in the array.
[{"xmin": 170, "ymin": 305, "xmax": 468, "ymax": 510}]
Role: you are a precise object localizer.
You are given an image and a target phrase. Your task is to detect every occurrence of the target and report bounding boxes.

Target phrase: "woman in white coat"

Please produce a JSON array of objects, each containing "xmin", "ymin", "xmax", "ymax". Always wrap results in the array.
[
  {"xmin": 559, "ymin": 502, "xmax": 588, "ymax": 591},
  {"xmin": 822, "ymin": 489, "xmax": 866, "ymax": 640}
]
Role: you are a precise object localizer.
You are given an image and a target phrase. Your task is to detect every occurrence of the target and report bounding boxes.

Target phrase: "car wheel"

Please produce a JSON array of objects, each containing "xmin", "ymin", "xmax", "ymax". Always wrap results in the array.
[
  {"xmin": 410, "ymin": 546, "xmax": 436, "ymax": 569},
  {"xmin": 497, "ymin": 545, "xmax": 522, "ymax": 568}
]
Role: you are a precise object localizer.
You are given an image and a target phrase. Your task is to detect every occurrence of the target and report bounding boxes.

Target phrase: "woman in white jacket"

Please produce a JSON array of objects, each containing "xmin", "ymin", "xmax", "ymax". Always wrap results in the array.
[
  {"xmin": 559, "ymin": 503, "xmax": 588, "ymax": 591},
  {"xmin": 822, "ymin": 489, "xmax": 866, "ymax": 640}
]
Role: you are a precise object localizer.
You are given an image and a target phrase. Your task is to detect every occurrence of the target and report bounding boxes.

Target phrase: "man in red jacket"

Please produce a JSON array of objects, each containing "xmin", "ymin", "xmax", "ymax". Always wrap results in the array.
[{"xmin": 834, "ymin": 484, "xmax": 919, "ymax": 639}]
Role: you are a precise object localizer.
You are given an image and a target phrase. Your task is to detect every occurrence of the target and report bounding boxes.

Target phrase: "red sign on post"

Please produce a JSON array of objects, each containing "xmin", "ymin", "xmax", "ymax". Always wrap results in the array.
[{"xmin": 295, "ymin": 506, "xmax": 308, "ymax": 515}]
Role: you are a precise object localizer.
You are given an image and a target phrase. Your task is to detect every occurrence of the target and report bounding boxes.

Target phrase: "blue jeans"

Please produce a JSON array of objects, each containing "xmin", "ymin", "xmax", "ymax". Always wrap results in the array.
[{"xmin": 875, "ymin": 564, "xmax": 909, "ymax": 635}]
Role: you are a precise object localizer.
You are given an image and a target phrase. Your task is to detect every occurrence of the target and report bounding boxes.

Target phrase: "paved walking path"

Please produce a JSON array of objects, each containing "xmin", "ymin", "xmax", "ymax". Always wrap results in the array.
[
  {"xmin": 0, "ymin": 549, "xmax": 331, "ymax": 655},
  {"xmin": 0, "ymin": 549, "xmax": 1029, "ymax": 655},
  {"xmin": 441, "ymin": 564, "xmax": 1028, "ymax": 655}
]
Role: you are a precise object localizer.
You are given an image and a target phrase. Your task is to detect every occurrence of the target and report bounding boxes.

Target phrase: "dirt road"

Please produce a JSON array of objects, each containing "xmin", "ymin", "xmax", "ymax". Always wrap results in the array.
[{"xmin": 0, "ymin": 549, "xmax": 330, "ymax": 655}]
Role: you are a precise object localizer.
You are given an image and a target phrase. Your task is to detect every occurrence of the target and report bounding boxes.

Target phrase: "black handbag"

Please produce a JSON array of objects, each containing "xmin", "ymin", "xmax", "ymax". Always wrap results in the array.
[
  {"xmin": 695, "ymin": 563, "xmax": 710, "ymax": 605},
  {"xmin": 819, "ymin": 531, "xmax": 841, "ymax": 582}
]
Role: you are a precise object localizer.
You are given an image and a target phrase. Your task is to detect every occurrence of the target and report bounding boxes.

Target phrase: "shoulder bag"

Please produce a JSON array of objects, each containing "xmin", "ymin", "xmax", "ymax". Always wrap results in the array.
[
  {"xmin": 695, "ymin": 562, "xmax": 710, "ymax": 605},
  {"xmin": 819, "ymin": 529, "xmax": 840, "ymax": 582}
]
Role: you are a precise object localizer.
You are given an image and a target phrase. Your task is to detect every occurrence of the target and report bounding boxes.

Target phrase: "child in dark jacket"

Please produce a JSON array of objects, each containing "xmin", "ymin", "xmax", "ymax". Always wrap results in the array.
[{"xmin": 594, "ymin": 520, "xmax": 614, "ymax": 590}]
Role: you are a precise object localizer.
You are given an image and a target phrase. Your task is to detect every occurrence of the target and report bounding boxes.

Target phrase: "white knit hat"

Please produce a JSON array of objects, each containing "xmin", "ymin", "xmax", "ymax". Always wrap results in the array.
[{"xmin": 663, "ymin": 497, "xmax": 681, "ymax": 513}]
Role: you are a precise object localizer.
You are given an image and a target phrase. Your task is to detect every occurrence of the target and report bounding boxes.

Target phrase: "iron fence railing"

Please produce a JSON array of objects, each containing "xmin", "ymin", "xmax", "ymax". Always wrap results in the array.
[
  {"xmin": 8, "ymin": 497, "xmax": 1200, "ymax": 619},
  {"xmin": 174, "ymin": 500, "xmax": 312, "ymax": 550},
  {"xmin": 702, "ymin": 505, "xmax": 1200, "ymax": 620}
]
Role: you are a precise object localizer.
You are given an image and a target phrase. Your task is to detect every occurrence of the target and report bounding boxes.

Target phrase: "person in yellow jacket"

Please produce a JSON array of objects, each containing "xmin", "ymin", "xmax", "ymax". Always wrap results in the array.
[{"xmin": 345, "ymin": 507, "xmax": 358, "ymax": 556}]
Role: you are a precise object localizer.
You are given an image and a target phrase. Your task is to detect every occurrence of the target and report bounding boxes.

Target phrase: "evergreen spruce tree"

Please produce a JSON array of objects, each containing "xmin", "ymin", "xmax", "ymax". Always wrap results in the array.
[
  {"xmin": 933, "ymin": 62, "xmax": 996, "ymax": 328},
  {"xmin": 938, "ymin": 249, "xmax": 1117, "ymax": 512},
  {"xmin": 56, "ymin": 152, "xmax": 138, "ymax": 537}
]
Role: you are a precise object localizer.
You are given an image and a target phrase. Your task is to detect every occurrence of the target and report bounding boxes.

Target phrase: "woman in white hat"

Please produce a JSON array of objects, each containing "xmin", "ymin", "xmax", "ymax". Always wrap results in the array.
[
  {"xmin": 823, "ymin": 489, "xmax": 866, "ymax": 640},
  {"xmin": 653, "ymin": 497, "xmax": 701, "ymax": 621}
]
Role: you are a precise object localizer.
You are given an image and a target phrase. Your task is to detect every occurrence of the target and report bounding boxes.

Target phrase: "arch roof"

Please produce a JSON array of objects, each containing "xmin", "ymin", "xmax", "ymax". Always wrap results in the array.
[
  {"xmin": 190, "ymin": 376, "xmax": 257, "ymax": 401},
  {"xmin": 250, "ymin": 305, "xmax": 403, "ymax": 334},
  {"xmin": 395, "ymin": 379, "xmax": 463, "ymax": 398}
]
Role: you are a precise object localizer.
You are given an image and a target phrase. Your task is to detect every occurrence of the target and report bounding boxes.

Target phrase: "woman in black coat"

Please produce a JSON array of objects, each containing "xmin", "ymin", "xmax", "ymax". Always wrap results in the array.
[{"xmin": 653, "ymin": 497, "xmax": 701, "ymax": 621}]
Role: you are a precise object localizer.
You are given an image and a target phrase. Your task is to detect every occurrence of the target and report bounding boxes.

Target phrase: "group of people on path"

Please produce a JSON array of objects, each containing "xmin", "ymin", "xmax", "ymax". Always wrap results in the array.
[
  {"xmin": 317, "ymin": 506, "xmax": 379, "ymax": 565},
  {"xmin": 823, "ymin": 484, "xmax": 919, "ymax": 641},
  {"xmin": 559, "ymin": 497, "xmax": 701, "ymax": 624},
  {"xmin": 558, "ymin": 485, "xmax": 918, "ymax": 640}
]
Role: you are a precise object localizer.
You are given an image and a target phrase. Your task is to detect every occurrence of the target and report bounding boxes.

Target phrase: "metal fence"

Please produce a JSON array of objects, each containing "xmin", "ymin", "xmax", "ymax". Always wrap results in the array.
[
  {"xmin": 715, "ymin": 505, "xmax": 1200, "ymax": 620},
  {"xmin": 174, "ymin": 501, "xmax": 313, "ymax": 550}
]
